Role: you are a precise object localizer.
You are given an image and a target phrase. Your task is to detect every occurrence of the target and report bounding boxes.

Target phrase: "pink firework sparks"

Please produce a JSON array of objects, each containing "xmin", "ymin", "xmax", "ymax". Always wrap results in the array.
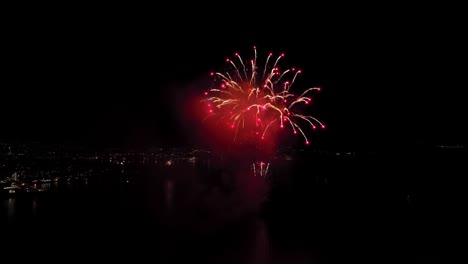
[{"xmin": 202, "ymin": 46, "xmax": 325, "ymax": 145}]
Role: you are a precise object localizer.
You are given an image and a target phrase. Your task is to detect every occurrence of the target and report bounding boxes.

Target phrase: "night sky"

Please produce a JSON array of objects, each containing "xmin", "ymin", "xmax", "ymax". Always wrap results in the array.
[{"xmin": 2, "ymin": 6, "xmax": 466, "ymax": 149}]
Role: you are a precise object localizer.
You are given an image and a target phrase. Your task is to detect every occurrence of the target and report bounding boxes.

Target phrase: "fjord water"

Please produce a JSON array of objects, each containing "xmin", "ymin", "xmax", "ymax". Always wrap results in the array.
[{"xmin": 1, "ymin": 147, "xmax": 464, "ymax": 263}]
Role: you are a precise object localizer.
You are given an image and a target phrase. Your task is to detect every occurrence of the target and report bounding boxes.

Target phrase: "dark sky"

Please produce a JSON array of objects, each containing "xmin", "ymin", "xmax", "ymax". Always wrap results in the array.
[{"xmin": 2, "ymin": 6, "xmax": 466, "ymax": 149}]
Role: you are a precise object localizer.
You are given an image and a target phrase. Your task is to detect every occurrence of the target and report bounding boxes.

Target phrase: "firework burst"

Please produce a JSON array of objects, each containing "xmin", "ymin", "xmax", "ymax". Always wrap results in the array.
[{"xmin": 202, "ymin": 46, "xmax": 325, "ymax": 146}]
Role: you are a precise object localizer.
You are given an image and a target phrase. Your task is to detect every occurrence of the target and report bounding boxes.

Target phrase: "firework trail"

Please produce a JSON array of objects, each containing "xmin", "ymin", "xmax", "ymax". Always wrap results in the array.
[{"xmin": 202, "ymin": 46, "xmax": 325, "ymax": 145}]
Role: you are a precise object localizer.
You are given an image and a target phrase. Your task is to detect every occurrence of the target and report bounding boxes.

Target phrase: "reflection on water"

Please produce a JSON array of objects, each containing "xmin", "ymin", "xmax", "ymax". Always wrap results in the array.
[
  {"xmin": 165, "ymin": 180, "xmax": 174, "ymax": 210},
  {"xmin": 32, "ymin": 199, "xmax": 37, "ymax": 217},
  {"xmin": 7, "ymin": 197, "xmax": 15, "ymax": 223},
  {"xmin": 1, "ymin": 158, "xmax": 275, "ymax": 221},
  {"xmin": 252, "ymin": 161, "xmax": 271, "ymax": 178},
  {"xmin": 0, "ymin": 150, "xmax": 458, "ymax": 263},
  {"xmin": 251, "ymin": 220, "xmax": 271, "ymax": 264}
]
